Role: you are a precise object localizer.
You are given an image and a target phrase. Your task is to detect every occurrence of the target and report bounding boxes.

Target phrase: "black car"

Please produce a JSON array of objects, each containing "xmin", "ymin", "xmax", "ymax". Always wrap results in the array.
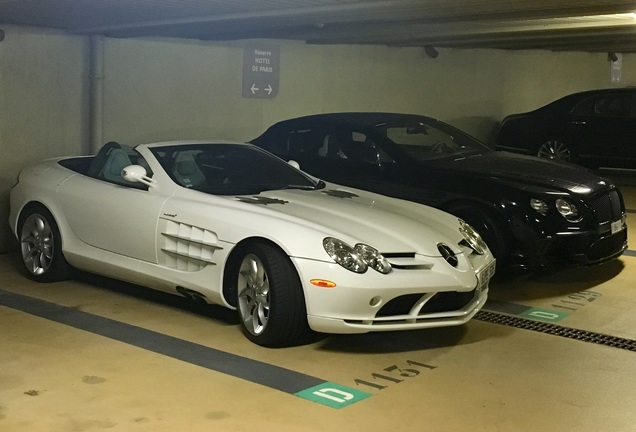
[
  {"xmin": 252, "ymin": 112, "xmax": 627, "ymax": 272},
  {"xmin": 495, "ymin": 88, "xmax": 636, "ymax": 169}
]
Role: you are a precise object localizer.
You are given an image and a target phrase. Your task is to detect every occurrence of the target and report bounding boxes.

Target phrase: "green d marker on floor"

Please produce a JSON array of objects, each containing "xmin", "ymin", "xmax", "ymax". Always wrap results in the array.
[
  {"xmin": 521, "ymin": 307, "xmax": 569, "ymax": 323},
  {"xmin": 295, "ymin": 382, "xmax": 372, "ymax": 409}
]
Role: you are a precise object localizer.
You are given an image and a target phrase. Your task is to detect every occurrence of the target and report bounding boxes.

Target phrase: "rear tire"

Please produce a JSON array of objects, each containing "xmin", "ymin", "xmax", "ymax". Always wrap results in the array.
[
  {"xmin": 18, "ymin": 205, "xmax": 71, "ymax": 282},
  {"xmin": 234, "ymin": 242, "xmax": 308, "ymax": 347},
  {"xmin": 537, "ymin": 139, "xmax": 572, "ymax": 162}
]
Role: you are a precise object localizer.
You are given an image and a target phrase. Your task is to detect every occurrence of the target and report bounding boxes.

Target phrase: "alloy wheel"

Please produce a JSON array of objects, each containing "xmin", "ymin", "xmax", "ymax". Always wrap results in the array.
[
  {"xmin": 20, "ymin": 214, "xmax": 54, "ymax": 276},
  {"xmin": 537, "ymin": 140, "xmax": 571, "ymax": 162},
  {"xmin": 237, "ymin": 253, "xmax": 270, "ymax": 335}
]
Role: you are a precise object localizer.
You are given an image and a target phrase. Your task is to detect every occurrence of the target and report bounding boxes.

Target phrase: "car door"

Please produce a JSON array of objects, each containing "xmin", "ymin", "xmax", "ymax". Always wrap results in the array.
[
  {"xmin": 568, "ymin": 92, "xmax": 636, "ymax": 167},
  {"xmin": 57, "ymin": 152, "xmax": 169, "ymax": 263}
]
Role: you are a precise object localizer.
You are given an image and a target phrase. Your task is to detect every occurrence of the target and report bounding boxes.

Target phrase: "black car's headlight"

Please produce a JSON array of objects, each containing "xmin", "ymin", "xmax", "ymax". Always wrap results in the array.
[
  {"xmin": 530, "ymin": 197, "xmax": 581, "ymax": 222},
  {"xmin": 555, "ymin": 198, "xmax": 581, "ymax": 222},
  {"xmin": 530, "ymin": 198, "xmax": 549, "ymax": 216},
  {"xmin": 323, "ymin": 237, "xmax": 392, "ymax": 274},
  {"xmin": 458, "ymin": 219, "xmax": 487, "ymax": 255}
]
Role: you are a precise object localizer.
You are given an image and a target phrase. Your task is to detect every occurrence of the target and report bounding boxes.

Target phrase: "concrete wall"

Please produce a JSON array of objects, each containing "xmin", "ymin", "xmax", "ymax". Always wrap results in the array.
[
  {"xmin": 0, "ymin": 26, "xmax": 89, "ymax": 252},
  {"xmin": 100, "ymin": 38, "xmax": 619, "ymax": 145},
  {"xmin": 1, "ymin": 24, "xmax": 633, "ymax": 252}
]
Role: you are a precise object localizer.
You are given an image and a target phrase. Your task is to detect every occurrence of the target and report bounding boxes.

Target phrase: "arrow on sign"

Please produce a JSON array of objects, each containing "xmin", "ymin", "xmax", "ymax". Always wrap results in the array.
[
  {"xmin": 265, "ymin": 85, "xmax": 273, "ymax": 95},
  {"xmin": 250, "ymin": 84, "xmax": 259, "ymax": 94}
]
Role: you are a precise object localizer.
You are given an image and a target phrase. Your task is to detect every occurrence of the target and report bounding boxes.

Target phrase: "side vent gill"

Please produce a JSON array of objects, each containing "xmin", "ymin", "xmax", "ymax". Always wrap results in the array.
[{"xmin": 161, "ymin": 220, "xmax": 223, "ymax": 271}]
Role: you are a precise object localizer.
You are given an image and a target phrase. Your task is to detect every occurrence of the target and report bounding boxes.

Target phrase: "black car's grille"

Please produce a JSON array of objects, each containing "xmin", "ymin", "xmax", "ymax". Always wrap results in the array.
[
  {"xmin": 587, "ymin": 229, "xmax": 627, "ymax": 261},
  {"xmin": 376, "ymin": 290, "xmax": 476, "ymax": 317},
  {"xmin": 588, "ymin": 189, "xmax": 622, "ymax": 225}
]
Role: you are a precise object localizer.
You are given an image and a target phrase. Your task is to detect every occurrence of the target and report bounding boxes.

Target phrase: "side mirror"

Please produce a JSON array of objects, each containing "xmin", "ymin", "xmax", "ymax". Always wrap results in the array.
[
  {"xmin": 122, "ymin": 165, "xmax": 156, "ymax": 187},
  {"xmin": 288, "ymin": 159, "xmax": 301, "ymax": 170}
]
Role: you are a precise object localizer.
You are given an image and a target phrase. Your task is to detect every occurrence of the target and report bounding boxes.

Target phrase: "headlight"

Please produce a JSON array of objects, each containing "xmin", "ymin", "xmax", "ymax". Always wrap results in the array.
[
  {"xmin": 555, "ymin": 198, "xmax": 581, "ymax": 222},
  {"xmin": 323, "ymin": 237, "xmax": 392, "ymax": 274},
  {"xmin": 458, "ymin": 219, "xmax": 487, "ymax": 255},
  {"xmin": 354, "ymin": 243, "xmax": 392, "ymax": 274},
  {"xmin": 323, "ymin": 238, "xmax": 367, "ymax": 273},
  {"xmin": 530, "ymin": 198, "xmax": 549, "ymax": 215}
]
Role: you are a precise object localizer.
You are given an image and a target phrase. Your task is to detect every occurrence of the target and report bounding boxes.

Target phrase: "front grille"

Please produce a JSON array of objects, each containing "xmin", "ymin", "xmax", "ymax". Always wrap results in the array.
[
  {"xmin": 588, "ymin": 189, "xmax": 622, "ymax": 225},
  {"xmin": 423, "ymin": 290, "xmax": 476, "ymax": 313},
  {"xmin": 587, "ymin": 229, "xmax": 627, "ymax": 261},
  {"xmin": 376, "ymin": 290, "xmax": 476, "ymax": 317}
]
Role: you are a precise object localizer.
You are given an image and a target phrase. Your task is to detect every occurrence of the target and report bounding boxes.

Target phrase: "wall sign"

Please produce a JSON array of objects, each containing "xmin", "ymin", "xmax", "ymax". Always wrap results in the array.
[
  {"xmin": 610, "ymin": 53, "xmax": 623, "ymax": 86},
  {"xmin": 242, "ymin": 44, "xmax": 280, "ymax": 99}
]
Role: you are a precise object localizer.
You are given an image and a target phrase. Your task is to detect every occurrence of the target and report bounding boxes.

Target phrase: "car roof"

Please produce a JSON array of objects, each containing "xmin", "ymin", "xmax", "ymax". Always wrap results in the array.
[
  {"xmin": 540, "ymin": 87, "xmax": 636, "ymax": 111},
  {"xmin": 263, "ymin": 112, "xmax": 437, "ymax": 130},
  {"xmin": 570, "ymin": 87, "xmax": 636, "ymax": 97},
  {"xmin": 138, "ymin": 140, "xmax": 250, "ymax": 149}
]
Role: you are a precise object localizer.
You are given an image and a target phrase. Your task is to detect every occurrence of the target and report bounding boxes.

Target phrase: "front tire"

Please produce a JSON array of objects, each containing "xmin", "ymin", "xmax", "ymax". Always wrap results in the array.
[
  {"xmin": 235, "ymin": 242, "xmax": 308, "ymax": 347},
  {"xmin": 18, "ymin": 205, "xmax": 71, "ymax": 282}
]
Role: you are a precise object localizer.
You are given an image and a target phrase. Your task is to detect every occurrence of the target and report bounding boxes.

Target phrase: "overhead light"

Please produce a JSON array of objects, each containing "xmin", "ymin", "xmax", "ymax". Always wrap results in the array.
[
  {"xmin": 424, "ymin": 46, "xmax": 439, "ymax": 59},
  {"xmin": 616, "ymin": 12, "xmax": 636, "ymax": 20}
]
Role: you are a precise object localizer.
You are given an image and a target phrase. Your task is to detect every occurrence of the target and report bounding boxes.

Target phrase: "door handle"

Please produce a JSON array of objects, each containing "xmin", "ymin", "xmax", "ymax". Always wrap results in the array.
[{"xmin": 571, "ymin": 121, "xmax": 587, "ymax": 125}]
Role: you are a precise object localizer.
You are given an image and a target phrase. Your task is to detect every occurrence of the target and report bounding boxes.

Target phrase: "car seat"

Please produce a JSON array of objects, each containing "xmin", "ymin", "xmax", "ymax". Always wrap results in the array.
[
  {"xmin": 102, "ymin": 148, "xmax": 133, "ymax": 184},
  {"xmin": 172, "ymin": 152, "xmax": 206, "ymax": 188}
]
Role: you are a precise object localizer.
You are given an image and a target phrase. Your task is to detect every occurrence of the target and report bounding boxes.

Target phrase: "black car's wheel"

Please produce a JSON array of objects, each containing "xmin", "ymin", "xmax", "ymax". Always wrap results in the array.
[
  {"xmin": 537, "ymin": 139, "xmax": 572, "ymax": 162},
  {"xmin": 18, "ymin": 205, "xmax": 71, "ymax": 282},
  {"xmin": 234, "ymin": 242, "xmax": 308, "ymax": 347}
]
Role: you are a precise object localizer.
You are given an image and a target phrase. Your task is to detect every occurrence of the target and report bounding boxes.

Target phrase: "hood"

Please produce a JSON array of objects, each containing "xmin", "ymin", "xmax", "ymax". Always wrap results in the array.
[
  {"xmin": 439, "ymin": 151, "xmax": 612, "ymax": 195},
  {"xmin": 246, "ymin": 186, "xmax": 463, "ymax": 256}
]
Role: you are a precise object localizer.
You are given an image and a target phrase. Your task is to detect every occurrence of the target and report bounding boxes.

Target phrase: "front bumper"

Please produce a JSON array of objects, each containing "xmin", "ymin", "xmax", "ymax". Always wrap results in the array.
[
  {"xmin": 508, "ymin": 185, "xmax": 628, "ymax": 271},
  {"xmin": 293, "ymin": 253, "xmax": 494, "ymax": 334},
  {"xmin": 509, "ymin": 224, "xmax": 627, "ymax": 271}
]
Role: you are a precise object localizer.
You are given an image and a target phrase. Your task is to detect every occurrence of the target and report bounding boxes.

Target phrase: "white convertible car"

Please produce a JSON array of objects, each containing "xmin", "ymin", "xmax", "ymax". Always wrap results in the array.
[{"xmin": 9, "ymin": 140, "xmax": 495, "ymax": 346}]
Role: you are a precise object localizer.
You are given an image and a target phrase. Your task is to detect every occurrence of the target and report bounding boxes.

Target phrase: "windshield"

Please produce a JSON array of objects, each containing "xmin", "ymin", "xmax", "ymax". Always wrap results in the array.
[
  {"xmin": 150, "ymin": 143, "xmax": 322, "ymax": 195},
  {"xmin": 377, "ymin": 119, "xmax": 490, "ymax": 162}
]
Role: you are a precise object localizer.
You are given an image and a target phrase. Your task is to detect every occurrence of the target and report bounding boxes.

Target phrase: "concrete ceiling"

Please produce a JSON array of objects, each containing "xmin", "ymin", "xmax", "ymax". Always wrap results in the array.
[{"xmin": 2, "ymin": 0, "xmax": 636, "ymax": 53}]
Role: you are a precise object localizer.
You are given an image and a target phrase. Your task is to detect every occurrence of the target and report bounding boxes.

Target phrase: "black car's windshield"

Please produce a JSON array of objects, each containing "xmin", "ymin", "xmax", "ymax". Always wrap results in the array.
[
  {"xmin": 150, "ymin": 143, "xmax": 322, "ymax": 195},
  {"xmin": 377, "ymin": 119, "xmax": 490, "ymax": 162}
]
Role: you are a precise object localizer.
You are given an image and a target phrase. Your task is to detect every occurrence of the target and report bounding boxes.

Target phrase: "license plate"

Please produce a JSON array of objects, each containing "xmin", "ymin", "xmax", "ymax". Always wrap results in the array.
[
  {"xmin": 477, "ymin": 260, "xmax": 496, "ymax": 287},
  {"xmin": 611, "ymin": 220, "xmax": 624, "ymax": 234}
]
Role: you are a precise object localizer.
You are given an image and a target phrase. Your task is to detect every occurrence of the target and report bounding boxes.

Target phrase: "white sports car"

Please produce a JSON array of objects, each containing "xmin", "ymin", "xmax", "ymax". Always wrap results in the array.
[{"xmin": 9, "ymin": 140, "xmax": 495, "ymax": 347}]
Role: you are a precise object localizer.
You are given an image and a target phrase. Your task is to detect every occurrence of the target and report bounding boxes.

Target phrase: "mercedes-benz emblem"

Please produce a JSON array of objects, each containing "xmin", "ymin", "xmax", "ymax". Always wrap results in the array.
[{"xmin": 437, "ymin": 243, "xmax": 459, "ymax": 267}]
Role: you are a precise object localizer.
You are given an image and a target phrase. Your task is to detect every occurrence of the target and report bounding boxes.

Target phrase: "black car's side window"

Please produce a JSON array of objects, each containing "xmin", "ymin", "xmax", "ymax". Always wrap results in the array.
[
  {"xmin": 317, "ymin": 129, "xmax": 393, "ymax": 164},
  {"xmin": 283, "ymin": 128, "xmax": 352, "ymax": 161},
  {"xmin": 284, "ymin": 129, "xmax": 326, "ymax": 159},
  {"xmin": 594, "ymin": 95, "xmax": 630, "ymax": 117},
  {"xmin": 283, "ymin": 127, "xmax": 392, "ymax": 165},
  {"xmin": 572, "ymin": 94, "xmax": 632, "ymax": 117},
  {"xmin": 346, "ymin": 131, "xmax": 394, "ymax": 164},
  {"xmin": 317, "ymin": 130, "xmax": 350, "ymax": 159}
]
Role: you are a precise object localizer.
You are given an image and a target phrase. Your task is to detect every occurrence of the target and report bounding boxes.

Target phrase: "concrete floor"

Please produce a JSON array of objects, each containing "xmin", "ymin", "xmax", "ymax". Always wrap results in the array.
[{"xmin": 1, "ymin": 184, "xmax": 635, "ymax": 432}]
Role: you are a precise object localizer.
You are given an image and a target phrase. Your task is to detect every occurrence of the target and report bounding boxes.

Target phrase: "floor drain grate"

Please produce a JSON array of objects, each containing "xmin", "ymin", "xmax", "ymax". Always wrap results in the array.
[{"xmin": 475, "ymin": 310, "xmax": 636, "ymax": 352}]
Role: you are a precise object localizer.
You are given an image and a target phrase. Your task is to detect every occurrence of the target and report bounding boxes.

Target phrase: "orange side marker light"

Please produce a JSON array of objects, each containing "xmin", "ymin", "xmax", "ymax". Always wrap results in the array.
[{"xmin": 310, "ymin": 279, "xmax": 337, "ymax": 288}]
